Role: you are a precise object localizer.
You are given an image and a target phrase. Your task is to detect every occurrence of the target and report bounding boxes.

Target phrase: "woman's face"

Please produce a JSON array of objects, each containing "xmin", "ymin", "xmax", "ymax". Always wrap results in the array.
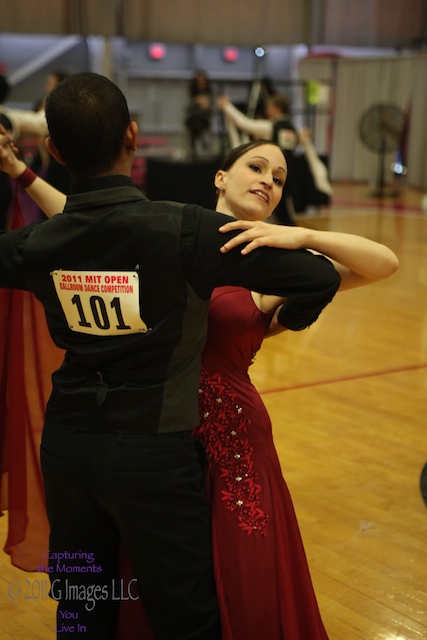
[{"xmin": 215, "ymin": 144, "xmax": 287, "ymax": 221}]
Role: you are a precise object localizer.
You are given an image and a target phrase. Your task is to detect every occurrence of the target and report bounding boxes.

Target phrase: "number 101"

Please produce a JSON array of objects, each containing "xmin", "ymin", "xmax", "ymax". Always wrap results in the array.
[{"xmin": 71, "ymin": 294, "xmax": 131, "ymax": 331}]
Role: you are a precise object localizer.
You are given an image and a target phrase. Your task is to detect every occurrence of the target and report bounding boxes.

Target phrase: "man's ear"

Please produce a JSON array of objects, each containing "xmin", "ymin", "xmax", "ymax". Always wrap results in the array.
[
  {"xmin": 45, "ymin": 136, "xmax": 65, "ymax": 165},
  {"xmin": 125, "ymin": 121, "xmax": 138, "ymax": 152}
]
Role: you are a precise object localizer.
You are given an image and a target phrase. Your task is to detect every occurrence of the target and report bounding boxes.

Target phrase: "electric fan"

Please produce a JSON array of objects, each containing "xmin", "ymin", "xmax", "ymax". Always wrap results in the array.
[{"xmin": 358, "ymin": 103, "xmax": 406, "ymax": 197}]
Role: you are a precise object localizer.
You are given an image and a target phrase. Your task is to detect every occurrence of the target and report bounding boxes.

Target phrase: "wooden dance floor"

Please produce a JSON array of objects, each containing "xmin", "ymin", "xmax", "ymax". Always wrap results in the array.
[{"xmin": 1, "ymin": 182, "xmax": 426, "ymax": 639}]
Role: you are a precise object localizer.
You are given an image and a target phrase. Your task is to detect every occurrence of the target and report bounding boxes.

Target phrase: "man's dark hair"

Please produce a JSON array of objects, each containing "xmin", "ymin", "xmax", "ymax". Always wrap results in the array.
[
  {"xmin": 45, "ymin": 72, "xmax": 131, "ymax": 181},
  {"xmin": 0, "ymin": 75, "xmax": 10, "ymax": 104}
]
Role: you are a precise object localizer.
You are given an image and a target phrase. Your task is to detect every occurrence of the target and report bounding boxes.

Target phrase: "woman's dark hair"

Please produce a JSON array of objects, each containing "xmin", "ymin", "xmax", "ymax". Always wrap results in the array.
[
  {"xmin": 268, "ymin": 94, "xmax": 291, "ymax": 116},
  {"xmin": 45, "ymin": 72, "xmax": 131, "ymax": 181},
  {"xmin": 219, "ymin": 139, "xmax": 284, "ymax": 171}
]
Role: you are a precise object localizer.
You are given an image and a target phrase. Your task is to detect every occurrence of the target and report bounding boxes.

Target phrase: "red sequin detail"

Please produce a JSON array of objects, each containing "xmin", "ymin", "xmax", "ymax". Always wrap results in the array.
[{"xmin": 194, "ymin": 368, "xmax": 269, "ymax": 536}]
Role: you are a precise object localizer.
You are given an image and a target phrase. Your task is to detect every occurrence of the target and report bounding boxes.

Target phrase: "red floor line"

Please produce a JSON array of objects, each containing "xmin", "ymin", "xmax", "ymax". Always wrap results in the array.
[{"xmin": 259, "ymin": 362, "xmax": 427, "ymax": 395}]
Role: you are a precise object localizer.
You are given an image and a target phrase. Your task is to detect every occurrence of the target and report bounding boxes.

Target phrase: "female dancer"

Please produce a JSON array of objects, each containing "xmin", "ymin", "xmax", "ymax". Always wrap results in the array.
[
  {"xmin": 192, "ymin": 140, "xmax": 397, "ymax": 639},
  {"xmin": 0, "ymin": 134, "xmax": 398, "ymax": 639}
]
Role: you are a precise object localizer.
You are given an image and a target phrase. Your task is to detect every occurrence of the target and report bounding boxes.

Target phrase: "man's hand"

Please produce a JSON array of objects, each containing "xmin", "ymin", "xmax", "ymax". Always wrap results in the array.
[{"xmin": 219, "ymin": 220, "xmax": 309, "ymax": 254}]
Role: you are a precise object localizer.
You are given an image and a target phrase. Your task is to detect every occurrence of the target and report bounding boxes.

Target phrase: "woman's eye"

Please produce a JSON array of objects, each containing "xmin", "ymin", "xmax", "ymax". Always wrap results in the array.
[
  {"xmin": 249, "ymin": 164, "xmax": 261, "ymax": 172},
  {"xmin": 273, "ymin": 176, "xmax": 284, "ymax": 186}
]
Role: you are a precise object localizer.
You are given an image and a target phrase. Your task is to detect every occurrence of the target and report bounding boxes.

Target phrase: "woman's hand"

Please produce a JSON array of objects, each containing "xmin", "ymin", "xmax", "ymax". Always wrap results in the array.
[
  {"xmin": 217, "ymin": 96, "xmax": 230, "ymax": 110},
  {"xmin": 297, "ymin": 127, "xmax": 312, "ymax": 146},
  {"xmin": 0, "ymin": 127, "xmax": 25, "ymax": 179},
  {"xmin": 219, "ymin": 220, "xmax": 308, "ymax": 254}
]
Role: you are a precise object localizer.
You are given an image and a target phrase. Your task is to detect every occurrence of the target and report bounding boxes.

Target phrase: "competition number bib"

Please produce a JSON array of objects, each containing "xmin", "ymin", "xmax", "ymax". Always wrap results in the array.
[{"xmin": 51, "ymin": 270, "xmax": 149, "ymax": 336}]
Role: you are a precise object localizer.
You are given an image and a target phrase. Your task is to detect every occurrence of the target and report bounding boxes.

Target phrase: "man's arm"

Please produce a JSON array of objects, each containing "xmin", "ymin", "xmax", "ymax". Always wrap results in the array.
[
  {"xmin": 182, "ymin": 205, "xmax": 341, "ymax": 331},
  {"xmin": 0, "ymin": 225, "xmax": 34, "ymax": 290},
  {"xmin": 221, "ymin": 248, "xmax": 340, "ymax": 331}
]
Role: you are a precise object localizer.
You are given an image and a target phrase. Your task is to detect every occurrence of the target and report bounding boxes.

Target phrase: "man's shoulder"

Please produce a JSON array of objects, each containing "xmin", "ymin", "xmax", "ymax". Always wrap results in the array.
[{"xmin": 146, "ymin": 199, "xmax": 186, "ymax": 212}]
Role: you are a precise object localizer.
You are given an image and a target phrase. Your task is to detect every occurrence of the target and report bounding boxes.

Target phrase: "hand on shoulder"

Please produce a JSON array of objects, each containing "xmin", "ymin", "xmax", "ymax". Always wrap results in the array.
[{"xmin": 219, "ymin": 219, "xmax": 309, "ymax": 254}]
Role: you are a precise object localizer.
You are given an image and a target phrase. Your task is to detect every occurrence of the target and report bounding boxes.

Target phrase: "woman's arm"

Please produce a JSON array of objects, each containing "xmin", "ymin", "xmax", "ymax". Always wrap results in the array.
[
  {"xmin": 217, "ymin": 97, "xmax": 272, "ymax": 139},
  {"xmin": 298, "ymin": 128, "xmax": 333, "ymax": 196},
  {"xmin": 0, "ymin": 132, "xmax": 66, "ymax": 217},
  {"xmin": 234, "ymin": 221, "xmax": 399, "ymax": 337},
  {"xmin": 5, "ymin": 107, "xmax": 49, "ymax": 138},
  {"xmin": 218, "ymin": 220, "xmax": 399, "ymax": 291},
  {"xmin": 223, "ymin": 113, "xmax": 247, "ymax": 148}
]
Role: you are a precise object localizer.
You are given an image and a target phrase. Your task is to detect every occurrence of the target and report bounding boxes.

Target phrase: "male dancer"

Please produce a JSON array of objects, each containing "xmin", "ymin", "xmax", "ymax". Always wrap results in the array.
[{"xmin": 0, "ymin": 72, "xmax": 340, "ymax": 639}]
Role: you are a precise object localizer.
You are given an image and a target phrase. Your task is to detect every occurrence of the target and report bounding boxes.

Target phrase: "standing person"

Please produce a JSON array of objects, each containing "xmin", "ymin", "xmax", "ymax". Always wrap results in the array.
[
  {"xmin": 185, "ymin": 70, "xmax": 214, "ymax": 156},
  {"xmin": 0, "ymin": 72, "xmax": 341, "ymax": 640},
  {"xmin": 1, "ymin": 131, "xmax": 398, "ymax": 640}
]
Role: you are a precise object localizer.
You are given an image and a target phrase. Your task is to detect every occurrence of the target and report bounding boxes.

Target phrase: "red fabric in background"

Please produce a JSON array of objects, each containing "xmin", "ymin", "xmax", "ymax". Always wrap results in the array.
[{"xmin": 0, "ymin": 190, "xmax": 64, "ymax": 571}]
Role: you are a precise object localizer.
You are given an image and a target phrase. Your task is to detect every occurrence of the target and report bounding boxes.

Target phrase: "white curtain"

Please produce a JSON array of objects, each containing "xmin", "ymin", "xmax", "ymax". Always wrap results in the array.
[
  {"xmin": 332, "ymin": 56, "xmax": 414, "ymax": 183},
  {"xmin": 300, "ymin": 54, "xmax": 427, "ymax": 189},
  {"xmin": 295, "ymin": 57, "xmax": 336, "ymax": 155}
]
